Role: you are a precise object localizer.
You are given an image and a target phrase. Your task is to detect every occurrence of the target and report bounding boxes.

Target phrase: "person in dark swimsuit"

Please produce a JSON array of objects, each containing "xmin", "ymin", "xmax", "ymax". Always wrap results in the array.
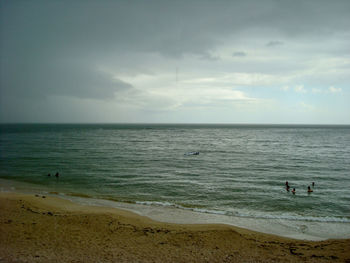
[
  {"xmin": 307, "ymin": 186, "xmax": 313, "ymax": 193},
  {"xmin": 285, "ymin": 181, "xmax": 290, "ymax": 191}
]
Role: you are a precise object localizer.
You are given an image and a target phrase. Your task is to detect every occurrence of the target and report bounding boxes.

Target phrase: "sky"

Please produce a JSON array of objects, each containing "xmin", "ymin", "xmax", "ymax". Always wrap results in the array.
[{"xmin": 1, "ymin": 0, "xmax": 350, "ymax": 124}]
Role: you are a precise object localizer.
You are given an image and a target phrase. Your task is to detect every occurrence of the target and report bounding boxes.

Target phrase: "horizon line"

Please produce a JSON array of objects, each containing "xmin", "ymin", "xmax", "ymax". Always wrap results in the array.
[{"xmin": 1, "ymin": 122, "xmax": 350, "ymax": 126}]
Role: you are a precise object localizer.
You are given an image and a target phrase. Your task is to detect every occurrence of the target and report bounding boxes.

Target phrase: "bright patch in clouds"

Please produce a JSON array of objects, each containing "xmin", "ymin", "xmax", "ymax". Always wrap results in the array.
[
  {"xmin": 120, "ymin": 71, "xmax": 258, "ymax": 111},
  {"xmin": 312, "ymin": 88, "xmax": 322, "ymax": 93},
  {"xmin": 294, "ymin": 85, "xmax": 307, "ymax": 93},
  {"xmin": 329, "ymin": 86, "xmax": 342, "ymax": 93},
  {"xmin": 311, "ymin": 87, "xmax": 342, "ymax": 94}
]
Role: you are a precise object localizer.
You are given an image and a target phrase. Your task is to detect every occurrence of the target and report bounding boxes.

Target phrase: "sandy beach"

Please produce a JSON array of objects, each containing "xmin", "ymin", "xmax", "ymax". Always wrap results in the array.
[{"xmin": 0, "ymin": 192, "xmax": 349, "ymax": 263}]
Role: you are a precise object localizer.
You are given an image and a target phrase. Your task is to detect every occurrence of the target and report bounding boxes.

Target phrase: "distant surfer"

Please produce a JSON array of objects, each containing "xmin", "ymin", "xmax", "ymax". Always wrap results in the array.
[
  {"xmin": 55, "ymin": 172, "xmax": 59, "ymax": 178},
  {"xmin": 307, "ymin": 186, "xmax": 313, "ymax": 193},
  {"xmin": 185, "ymin": 151, "xmax": 200, "ymax": 156},
  {"xmin": 292, "ymin": 188, "xmax": 296, "ymax": 194}
]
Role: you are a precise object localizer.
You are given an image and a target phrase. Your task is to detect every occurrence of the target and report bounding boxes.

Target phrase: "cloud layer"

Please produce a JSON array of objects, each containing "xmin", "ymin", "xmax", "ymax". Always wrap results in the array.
[{"xmin": 1, "ymin": 0, "xmax": 350, "ymax": 123}]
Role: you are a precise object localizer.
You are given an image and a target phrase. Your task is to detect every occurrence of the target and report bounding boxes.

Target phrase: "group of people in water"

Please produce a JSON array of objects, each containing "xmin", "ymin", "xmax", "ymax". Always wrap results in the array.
[
  {"xmin": 47, "ymin": 172, "xmax": 60, "ymax": 178},
  {"xmin": 285, "ymin": 181, "xmax": 314, "ymax": 194}
]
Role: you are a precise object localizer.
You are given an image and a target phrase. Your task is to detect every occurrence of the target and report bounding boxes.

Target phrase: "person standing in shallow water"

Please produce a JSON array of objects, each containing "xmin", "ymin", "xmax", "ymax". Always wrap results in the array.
[
  {"xmin": 292, "ymin": 188, "xmax": 296, "ymax": 194},
  {"xmin": 307, "ymin": 186, "xmax": 313, "ymax": 193},
  {"xmin": 55, "ymin": 172, "xmax": 59, "ymax": 178}
]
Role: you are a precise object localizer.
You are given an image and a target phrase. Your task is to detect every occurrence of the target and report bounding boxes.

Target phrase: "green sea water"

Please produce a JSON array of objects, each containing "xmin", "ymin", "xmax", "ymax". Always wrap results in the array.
[{"xmin": 1, "ymin": 124, "xmax": 350, "ymax": 239}]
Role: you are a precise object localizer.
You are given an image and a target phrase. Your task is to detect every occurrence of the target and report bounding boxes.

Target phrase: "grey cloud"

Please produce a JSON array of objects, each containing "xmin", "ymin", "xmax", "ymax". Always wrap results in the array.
[
  {"xmin": 266, "ymin": 41, "xmax": 284, "ymax": 47},
  {"xmin": 200, "ymin": 53, "xmax": 221, "ymax": 61},
  {"xmin": 232, "ymin": 52, "xmax": 247, "ymax": 57},
  {"xmin": 1, "ymin": 0, "xmax": 350, "ymax": 123},
  {"xmin": 1, "ymin": 59, "xmax": 133, "ymax": 100},
  {"xmin": 2, "ymin": 0, "xmax": 350, "ymax": 60}
]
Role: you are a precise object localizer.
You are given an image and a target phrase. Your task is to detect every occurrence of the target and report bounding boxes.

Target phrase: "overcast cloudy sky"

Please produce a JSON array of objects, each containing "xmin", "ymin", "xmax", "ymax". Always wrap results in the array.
[{"xmin": 1, "ymin": 0, "xmax": 349, "ymax": 124}]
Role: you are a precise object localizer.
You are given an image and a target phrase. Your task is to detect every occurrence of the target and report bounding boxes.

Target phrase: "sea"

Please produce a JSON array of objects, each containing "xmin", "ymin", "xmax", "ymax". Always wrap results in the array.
[{"xmin": 1, "ymin": 123, "xmax": 350, "ymax": 240}]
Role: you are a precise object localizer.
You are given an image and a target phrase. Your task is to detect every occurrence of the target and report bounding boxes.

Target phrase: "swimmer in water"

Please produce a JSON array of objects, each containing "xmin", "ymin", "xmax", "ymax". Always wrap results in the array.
[
  {"xmin": 307, "ymin": 186, "xmax": 313, "ymax": 193},
  {"xmin": 285, "ymin": 181, "xmax": 290, "ymax": 191},
  {"xmin": 312, "ymin": 182, "xmax": 315, "ymax": 187},
  {"xmin": 292, "ymin": 188, "xmax": 296, "ymax": 194}
]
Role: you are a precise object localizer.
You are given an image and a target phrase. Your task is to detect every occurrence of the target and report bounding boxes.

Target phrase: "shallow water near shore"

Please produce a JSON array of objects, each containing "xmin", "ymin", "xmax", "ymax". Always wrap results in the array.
[
  {"xmin": 1, "ymin": 124, "xmax": 350, "ymax": 240},
  {"xmin": 1, "ymin": 178, "xmax": 350, "ymax": 241}
]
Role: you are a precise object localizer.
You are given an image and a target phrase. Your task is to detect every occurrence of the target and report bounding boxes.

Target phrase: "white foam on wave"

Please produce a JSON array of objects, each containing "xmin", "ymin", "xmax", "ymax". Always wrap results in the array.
[
  {"xmin": 135, "ymin": 199, "xmax": 350, "ymax": 224},
  {"xmin": 111, "ymin": 199, "xmax": 350, "ymax": 241}
]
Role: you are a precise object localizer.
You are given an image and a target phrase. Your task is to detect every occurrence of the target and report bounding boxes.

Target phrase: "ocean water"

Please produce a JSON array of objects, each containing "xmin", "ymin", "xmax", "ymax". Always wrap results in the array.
[{"xmin": 1, "ymin": 124, "xmax": 350, "ymax": 240}]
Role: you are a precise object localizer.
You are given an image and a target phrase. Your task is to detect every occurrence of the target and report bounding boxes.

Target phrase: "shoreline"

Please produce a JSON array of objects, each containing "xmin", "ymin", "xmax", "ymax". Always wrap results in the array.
[
  {"xmin": 1, "ymin": 177, "xmax": 350, "ymax": 241},
  {"xmin": 1, "ymin": 191, "xmax": 350, "ymax": 262},
  {"xmin": 61, "ymin": 194, "xmax": 350, "ymax": 241}
]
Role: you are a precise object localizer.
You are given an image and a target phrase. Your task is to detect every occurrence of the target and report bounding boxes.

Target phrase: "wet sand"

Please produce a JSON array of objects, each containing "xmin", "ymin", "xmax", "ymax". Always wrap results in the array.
[{"xmin": 0, "ymin": 192, "xmax": 349, "ymax": 262}]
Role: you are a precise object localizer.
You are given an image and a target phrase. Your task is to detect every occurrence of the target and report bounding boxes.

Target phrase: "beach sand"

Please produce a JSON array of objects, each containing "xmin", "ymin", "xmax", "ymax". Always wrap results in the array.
[{"xmin": 0, "ymin": 192, "xmax": 349, "ymax": 263}]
